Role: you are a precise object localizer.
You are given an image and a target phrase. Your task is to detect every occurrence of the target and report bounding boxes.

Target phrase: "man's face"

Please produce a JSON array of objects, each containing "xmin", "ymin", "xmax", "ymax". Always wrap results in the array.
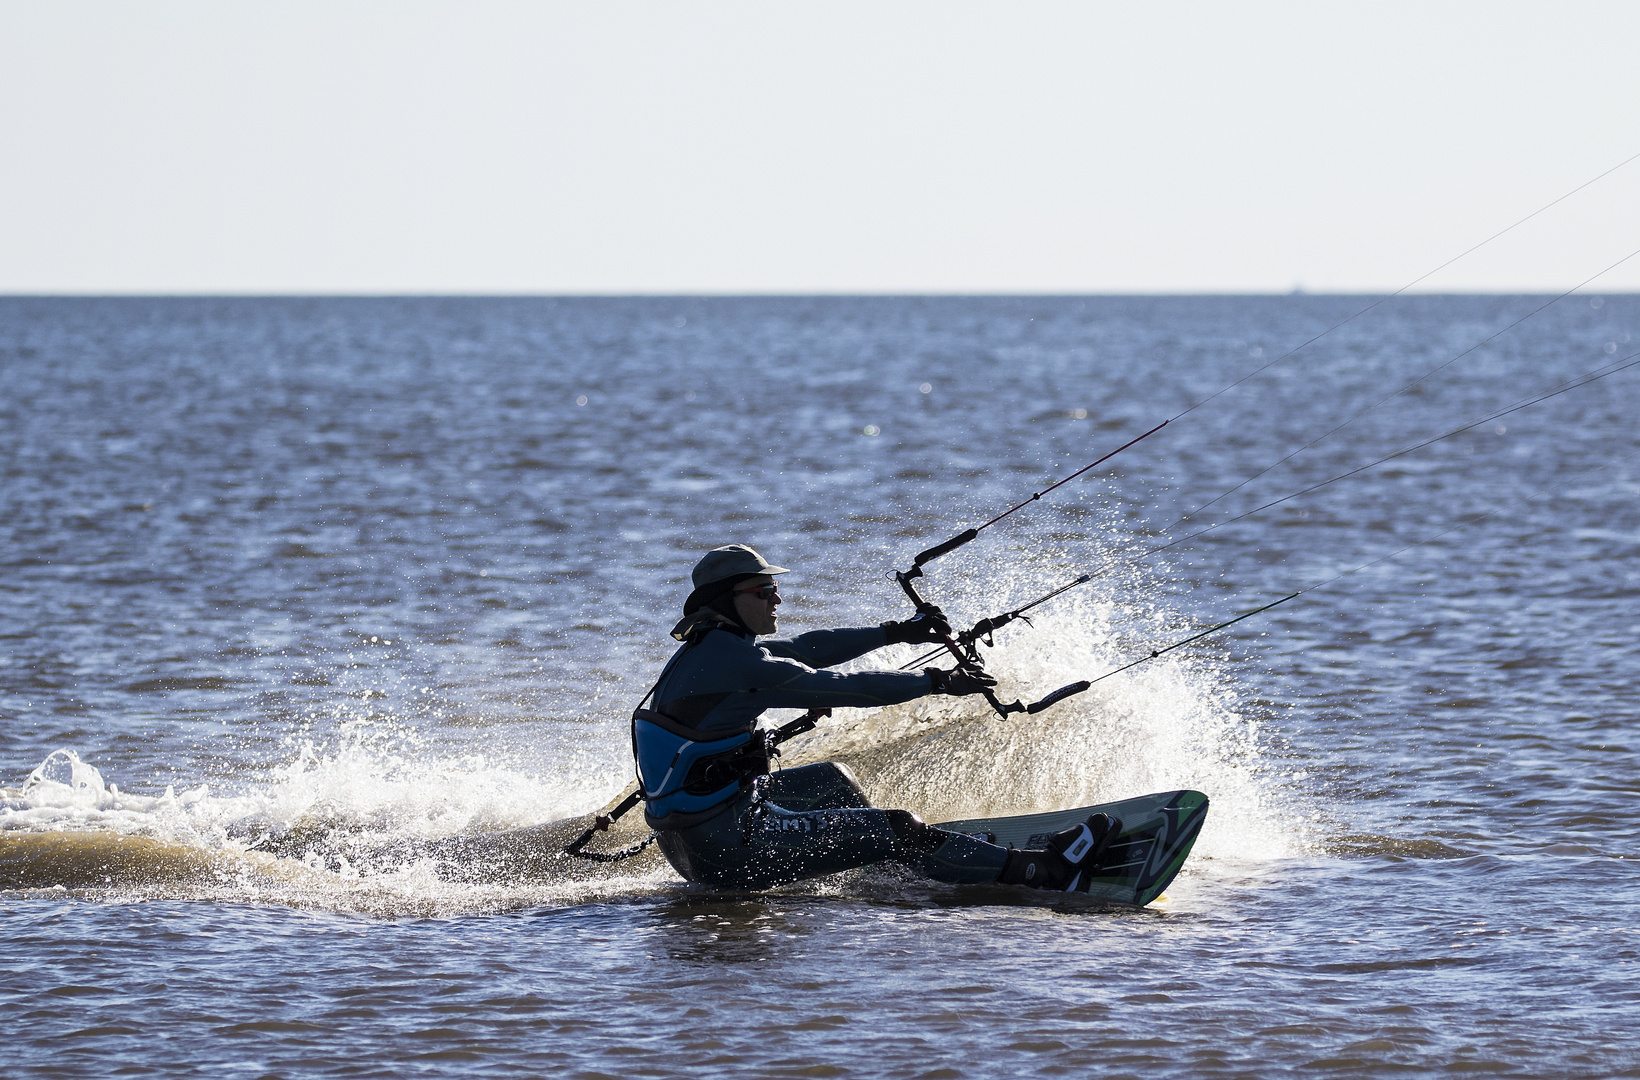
[{"xmin": 732, "ymin": 574, "xmax": 781, "ymax": 636}]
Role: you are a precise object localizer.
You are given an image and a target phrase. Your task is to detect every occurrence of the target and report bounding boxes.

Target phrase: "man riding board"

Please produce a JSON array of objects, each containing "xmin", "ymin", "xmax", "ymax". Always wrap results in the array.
[{"xmin": 631, "ymin": 544, "xmax": 1120, "ymax": 891}]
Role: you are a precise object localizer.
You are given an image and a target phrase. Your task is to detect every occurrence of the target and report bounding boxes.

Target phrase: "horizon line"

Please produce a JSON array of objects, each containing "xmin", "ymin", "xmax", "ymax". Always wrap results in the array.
[{"xmin": 3, "ymin": 289, "xmax": 1636, "ymax": 300}]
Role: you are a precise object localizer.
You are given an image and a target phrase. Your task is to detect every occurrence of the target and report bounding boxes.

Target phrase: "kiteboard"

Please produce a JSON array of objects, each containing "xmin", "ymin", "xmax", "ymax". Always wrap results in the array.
[{"xmin": 934, "ymin": 789, "xmax": 1208, "ymax": 907}]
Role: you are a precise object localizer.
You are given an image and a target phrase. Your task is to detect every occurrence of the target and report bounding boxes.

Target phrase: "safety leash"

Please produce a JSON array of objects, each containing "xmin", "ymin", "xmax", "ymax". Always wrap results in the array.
[{"xmin": 562, "ymin": 788, "xmax": 656, "ymax": 862}]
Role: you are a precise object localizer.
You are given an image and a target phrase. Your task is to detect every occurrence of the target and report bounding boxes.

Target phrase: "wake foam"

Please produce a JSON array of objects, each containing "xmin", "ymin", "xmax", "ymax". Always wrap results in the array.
[
  {"xmin": 0, "ymin": 739, "xmax": 666, "ymax": 915},
  {"xmin": 2, "ymin": 727, "xmax": 619, "ymax": 854}
]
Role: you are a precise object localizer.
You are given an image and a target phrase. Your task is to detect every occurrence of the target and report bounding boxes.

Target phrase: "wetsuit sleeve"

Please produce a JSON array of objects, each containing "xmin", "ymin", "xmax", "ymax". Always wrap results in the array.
[
  {"xmin": 655, "ymin": 629, "xmax": 932, "ymax": 737},
  {"xmin": 750, "ymin": 658, "xmax": 933, "ymax": 711},
  {"xmin": 761, "ymin": 627, "xmax": 890, "ymax": 668}
]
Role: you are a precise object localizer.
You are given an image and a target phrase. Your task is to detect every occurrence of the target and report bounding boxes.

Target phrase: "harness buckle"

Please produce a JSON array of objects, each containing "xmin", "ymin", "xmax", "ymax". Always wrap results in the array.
[{"xmin": 740, "ymin": 774, "xmax": 772, "ymax": 846}]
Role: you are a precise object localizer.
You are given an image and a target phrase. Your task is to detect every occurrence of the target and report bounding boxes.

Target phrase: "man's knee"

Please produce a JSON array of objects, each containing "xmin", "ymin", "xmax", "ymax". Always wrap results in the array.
[{"xmin": 884, "ymin": 809, "xmax": 944, "ymax": 855}]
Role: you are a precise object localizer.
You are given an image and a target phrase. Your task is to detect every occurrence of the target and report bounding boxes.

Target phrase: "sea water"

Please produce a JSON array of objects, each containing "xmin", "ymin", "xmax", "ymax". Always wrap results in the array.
[{"xmin": 2, "ymin": 295, "xmax": 1637, "ymax": 1077}]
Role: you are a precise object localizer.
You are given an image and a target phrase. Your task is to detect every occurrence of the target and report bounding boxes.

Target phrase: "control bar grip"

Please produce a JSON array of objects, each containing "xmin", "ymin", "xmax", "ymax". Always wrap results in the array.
[
  {"xmin": 1026, "ymin": 680, "xmax": 1092, "ymax": 714},
  {"xmin": 912, "ymin": 528, "xmax": 979, "ymax": 569}
]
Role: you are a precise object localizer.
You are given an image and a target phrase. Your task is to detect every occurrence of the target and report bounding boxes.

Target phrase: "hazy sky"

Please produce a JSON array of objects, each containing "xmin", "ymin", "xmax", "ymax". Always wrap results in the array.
[{"xmin": 3, "ymin": 1, "xmax": 1638, "ymax": 294}]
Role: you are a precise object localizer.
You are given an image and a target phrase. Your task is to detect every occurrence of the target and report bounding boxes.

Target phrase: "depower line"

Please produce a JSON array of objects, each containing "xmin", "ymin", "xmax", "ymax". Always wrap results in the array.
[
  {"xmin": 918, "ymin": 148, "xmax": 1640, "ymax": 567},
  {"xmin": 1161, "ymin": 148, "xmax": 1640, "ymax": 431},
  {"xmin": 1061, "ymin": 433, "xmax": 1640, "ymax": 702},
  {"xmin": 1166, "ymin": 243, "xmax": 1640, "ymax": 535},
  {"xmin": 1149, "ymin": 342, "xmax": 1640, "ymax": 559},
  {"xmin": 896, "ymin": 150, "xmax": 1640, "ymax": 706}
]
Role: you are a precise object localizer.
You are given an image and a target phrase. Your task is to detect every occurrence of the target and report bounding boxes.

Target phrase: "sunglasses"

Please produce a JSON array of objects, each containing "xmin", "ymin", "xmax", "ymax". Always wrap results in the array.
[{"xmin": 734, "ymin": 583, "xmax": 780, "ymax": 601}]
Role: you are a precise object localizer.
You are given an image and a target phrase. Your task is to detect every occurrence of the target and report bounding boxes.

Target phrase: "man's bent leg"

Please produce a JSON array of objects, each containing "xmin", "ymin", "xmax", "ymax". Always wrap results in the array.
[
  {"xmin": 758, "ymin": 764, "xmax": 1022, "ymax": 883},
  {"xmin": 662, "ymin": 795, "xmax": 900, "ymax": 890},
  {"xmin": 658, "ymin": 789, "xmax": 1015, "ymax": 891}
]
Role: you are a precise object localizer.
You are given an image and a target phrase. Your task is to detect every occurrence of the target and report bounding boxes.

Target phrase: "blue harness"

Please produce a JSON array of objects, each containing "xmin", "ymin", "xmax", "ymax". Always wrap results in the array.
[
  {"xmin": 631, "ymin": 707, "xmax": 762, "ymax": 823},
  {"xmin": 630, "ymin": 628, "xmax": 772, "ymax": 828}
]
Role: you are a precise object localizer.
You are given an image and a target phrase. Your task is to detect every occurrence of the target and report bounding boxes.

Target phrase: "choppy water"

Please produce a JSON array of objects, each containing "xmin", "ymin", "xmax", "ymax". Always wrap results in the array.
[{"xmin": 3, "ymin": 295, "xmax": 1638, "ymax": 1078}]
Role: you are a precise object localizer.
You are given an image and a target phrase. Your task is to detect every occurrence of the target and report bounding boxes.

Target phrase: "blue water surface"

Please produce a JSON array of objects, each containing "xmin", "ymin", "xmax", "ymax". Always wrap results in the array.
[{"xmin": 2, "ymin": 295, "xmax": 1639, "ymax": 1078}]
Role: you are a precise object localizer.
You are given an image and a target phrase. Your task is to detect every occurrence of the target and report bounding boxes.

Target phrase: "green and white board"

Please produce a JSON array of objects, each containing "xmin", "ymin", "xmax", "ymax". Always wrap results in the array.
[{"xmin": 934, "ymin": 789, "xmax": 1209, "ymax": 907}]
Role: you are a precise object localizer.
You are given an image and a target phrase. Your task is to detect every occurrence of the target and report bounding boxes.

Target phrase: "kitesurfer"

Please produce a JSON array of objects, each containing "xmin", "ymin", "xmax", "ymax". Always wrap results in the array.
[{"xmin": 632, "ymin": 543, "xmax": 1121, "ymax": 891}]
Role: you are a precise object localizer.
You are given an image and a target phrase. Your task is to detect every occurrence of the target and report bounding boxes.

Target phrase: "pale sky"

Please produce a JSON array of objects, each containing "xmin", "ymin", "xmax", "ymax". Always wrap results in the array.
[{"xmin": 3, "ymin": 1, "xmax": 1638, "ymax": 294}]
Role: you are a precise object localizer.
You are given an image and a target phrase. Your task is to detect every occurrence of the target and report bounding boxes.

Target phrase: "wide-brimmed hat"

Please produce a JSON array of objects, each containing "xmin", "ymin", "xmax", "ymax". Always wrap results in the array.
[
  {"xmin": 671, "ymin": 545, "xmax": 790, "ymax": 640},
  {"xmin": 689, "ymin": 545, "xmax": 789, "ymax": 590}
]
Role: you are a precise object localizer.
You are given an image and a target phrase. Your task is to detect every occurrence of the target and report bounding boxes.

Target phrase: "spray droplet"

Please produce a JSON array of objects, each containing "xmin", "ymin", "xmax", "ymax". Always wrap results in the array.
[
  {"xmin": 918, "ymin": 382, "xmax": 932, "ymax": 394},
  {"xmin": 575, "ymin": 395, "xmax": 588, "ymax": 406},
  {"xmin": 863, "ymin": 425, "xmax": 880, "ymax": 437}
]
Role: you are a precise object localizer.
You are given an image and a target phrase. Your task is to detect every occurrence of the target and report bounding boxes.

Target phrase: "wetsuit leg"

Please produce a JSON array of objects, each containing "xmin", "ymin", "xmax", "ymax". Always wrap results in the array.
[
  {"xmin": 657, "ymin": 791, "xmax": 897, "ymax": 889},
  {"xmin": 760, "ymin": 763, "xmax": 1006, "ymax": 882},
  {"xmin": 913, "ymin": 829, "xmax": 1011, "ymax": 885},
  {"xmin": 654, "ymin": 782, "xmax": 1012, "ymax": 890}
]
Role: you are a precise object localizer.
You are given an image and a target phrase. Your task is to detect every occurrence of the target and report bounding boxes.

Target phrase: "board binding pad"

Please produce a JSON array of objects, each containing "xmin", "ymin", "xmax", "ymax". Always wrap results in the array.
[{"xmin": 934, "ymin": 789, "xmax": 1208, "ymax": 907}]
